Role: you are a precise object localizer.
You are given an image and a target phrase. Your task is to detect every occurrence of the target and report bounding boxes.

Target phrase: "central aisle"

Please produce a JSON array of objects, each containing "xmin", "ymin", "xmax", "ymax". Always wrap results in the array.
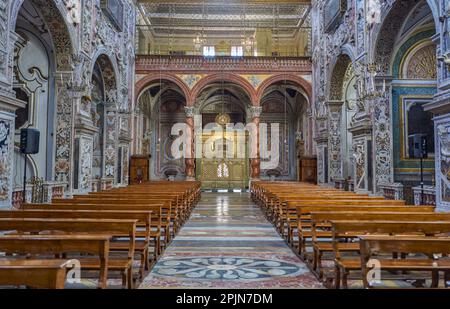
[{"xmin": 139, "ymin": 193, "xmax": 322, "ymax": 288}]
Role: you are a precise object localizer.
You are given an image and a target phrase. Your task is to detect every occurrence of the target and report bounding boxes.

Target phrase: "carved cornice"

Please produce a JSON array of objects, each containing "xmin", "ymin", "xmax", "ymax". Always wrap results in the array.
[
  {"xmin": 136, "ymin": 55, "xmax": 312, "ymax": 74},
  {"xmin": 0, "ymin": 93, "xmax": 27, "ymax": 113},
  {"xmin": 348, "ymin": 119, "xmax": 372, "ymax": 137},
  {"xmin": 326, "ymin": 100, "xmax": 344, "ymax": 112}
]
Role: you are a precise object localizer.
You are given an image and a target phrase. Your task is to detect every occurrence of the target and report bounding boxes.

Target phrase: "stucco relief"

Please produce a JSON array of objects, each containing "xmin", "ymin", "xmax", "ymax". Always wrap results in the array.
[
  {"xmin": 437, "ymin": 122, "xmax": 450, "ymax": 207},
  {"xmin": 373, "ymin": 95, "xmax": 393, "ymax": 190},
  {"xmin": 353, "ymin": 138, "xmax": 366, "ymax": 191},
  {"xmin": 79, "ymin": 136, "xmax": 93, "ymax": 191},
  {"xmin": 0, "ymin": 119, "xmax": 12, "ymax": 203}
]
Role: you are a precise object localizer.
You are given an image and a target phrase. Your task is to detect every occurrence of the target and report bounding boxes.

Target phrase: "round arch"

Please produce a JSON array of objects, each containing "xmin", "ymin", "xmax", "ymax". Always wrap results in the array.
[
  {"xmin": 91, "ymin": 48, "xmax": 121, "ymax": 91},
  {"xmin": 135, "ymin": 73, "xmax": 191, "ymax": 105},
  {"xmin": 91, "ymin": 53, "xmax": 119, "ymax": 104},
  {"xmin": 10, "ymin": 0, "xmax": 76, "ymax": 71},
  {"xmin": 190, "ymin": 73, "xmax": 257, "ymax": 106},
  {"xmin": 256, "ymin": 74, "xmax": 312, "ymax": 105},
  {"xmin": 328, "ymin": 54, "xmax": 353, "ymax": 101},
  {"xmin": 371, "ymin": 0, "xmax": 436, "ymax": 75}
]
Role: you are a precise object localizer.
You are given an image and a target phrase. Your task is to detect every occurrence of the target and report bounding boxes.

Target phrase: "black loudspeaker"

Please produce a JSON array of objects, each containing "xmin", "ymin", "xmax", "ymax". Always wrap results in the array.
[
  {"xmin": 408, "ymin": 134, "xmax": 427, "ymax": 159},
  {"xmin": 20, "ymin": 128, "xmax": 40, "ymax": 154}
]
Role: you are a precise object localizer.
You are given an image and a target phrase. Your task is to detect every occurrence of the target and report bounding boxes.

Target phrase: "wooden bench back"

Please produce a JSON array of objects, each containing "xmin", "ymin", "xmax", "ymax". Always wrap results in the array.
[
  {"xmin": 331, "ymin": 220, "xmax": 450, "ymax": 237},
  {"xmin": 311, "ymin": 212, "xmax": 450, "ymax": 223},
  {"xmin": 359, "ymin": 236, "xmax": 450, "ymax": 256},
  {"xmin": 290, "ymin": 200, "xmax": 406, "ymax": 207}
]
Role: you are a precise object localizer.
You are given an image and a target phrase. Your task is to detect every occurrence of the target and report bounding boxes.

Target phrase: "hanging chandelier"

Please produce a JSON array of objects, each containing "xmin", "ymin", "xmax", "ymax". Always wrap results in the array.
[
  {"xmin": 194, "ymin": 1, "xmax": 207, "ymax": 52},
  {"xmin": 241, "ymin": 5, "xmax": 254, "ymax": 54}
]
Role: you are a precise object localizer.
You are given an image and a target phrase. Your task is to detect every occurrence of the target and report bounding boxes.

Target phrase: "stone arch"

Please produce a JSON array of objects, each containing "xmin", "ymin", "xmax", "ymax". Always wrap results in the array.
[
  {"xmin": 328, "ymin": 54, "xmax": 353, "ymax": 101},
  {"xmin": 91, "ymin": 48, "xmax": 120, "ymax": 91},
  {"xmin": 371, "ymin": 0, "xmax": 435, "ymax": 75},
  {"xmin": 135, "ymin": 73, "xmax": 190, "ymax": 105},
  {"xmin": 10, "ymin": 0, "xmax": 76, "ymax": 71},
  {"xmin": 190, "ymin": 73, "xmax": 257, "ymax": 106},
  {"xmin": 256, "ymin": 74, "xmax": 312, "ymax": 104},
  {"xmin": 391, "ymin": 29, "xmax": 436, "ymax": 79},
  {"xmin": 91, "ymin": 53, "xmax": 119, "ymax": 106}
]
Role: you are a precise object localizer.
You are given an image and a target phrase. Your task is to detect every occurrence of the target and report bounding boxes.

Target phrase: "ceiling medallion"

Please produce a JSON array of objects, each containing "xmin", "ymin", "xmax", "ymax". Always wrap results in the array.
[{"xmin": 215, "ymin": 113, "xmax": 231, "ymax": 126}]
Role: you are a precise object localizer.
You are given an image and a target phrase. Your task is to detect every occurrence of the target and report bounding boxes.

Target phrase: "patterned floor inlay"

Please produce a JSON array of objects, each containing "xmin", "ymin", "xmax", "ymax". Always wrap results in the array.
[{"xmin": 139, "ymin": 193, "xmax": 322, "ymax": 288}]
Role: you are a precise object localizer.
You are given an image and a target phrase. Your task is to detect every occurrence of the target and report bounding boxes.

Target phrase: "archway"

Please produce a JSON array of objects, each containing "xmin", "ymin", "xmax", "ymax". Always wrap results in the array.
[
  {"xmin": 11, "ymin": 0, "xmax": 74, "ymax": 201},
  {"xmin": 259, "ymin": 79, "xmax": 310, "ymax": 181},
  {"xmin": 194, "ymin": 80, "xmax": 252, "ymax": 190},
  {"xmin": 137, "ymin": 80, "xmax": 188, "ymax": 180}
]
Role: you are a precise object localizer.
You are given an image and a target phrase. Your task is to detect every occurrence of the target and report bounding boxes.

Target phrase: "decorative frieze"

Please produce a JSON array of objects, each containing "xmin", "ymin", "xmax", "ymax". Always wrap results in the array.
[{"xmin": 136, "ymin": 55, "xmax": 312, "ymax": 74}]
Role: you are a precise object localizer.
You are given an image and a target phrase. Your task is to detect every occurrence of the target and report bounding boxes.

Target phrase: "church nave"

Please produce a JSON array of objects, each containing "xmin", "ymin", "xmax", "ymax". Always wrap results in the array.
[{"xmin": 139, "ymin": 193, "xmax": 322, "ymax": 289}]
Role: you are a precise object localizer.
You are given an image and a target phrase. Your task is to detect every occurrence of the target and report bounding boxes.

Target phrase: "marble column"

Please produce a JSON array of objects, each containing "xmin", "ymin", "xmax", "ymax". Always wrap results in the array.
[
  {"xmin": 249, "ymin": 106, "xmax": 262, "ymax": 179},
  {"xmin": 184, "ymin": 106, "xmax": 195, "ymax": 180}
]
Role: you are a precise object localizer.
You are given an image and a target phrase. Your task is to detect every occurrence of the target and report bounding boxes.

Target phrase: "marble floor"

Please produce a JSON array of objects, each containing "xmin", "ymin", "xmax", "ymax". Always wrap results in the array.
[{"xmin": 139, "ymin": 193, "xmax": 322, "ymax": 288}]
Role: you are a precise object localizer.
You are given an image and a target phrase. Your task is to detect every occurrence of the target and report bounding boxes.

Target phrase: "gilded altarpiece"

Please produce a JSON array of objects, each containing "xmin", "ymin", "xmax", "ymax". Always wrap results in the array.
[{"xmin": 196, "ymin": 132, "xmax": 249, "ymax": 190}]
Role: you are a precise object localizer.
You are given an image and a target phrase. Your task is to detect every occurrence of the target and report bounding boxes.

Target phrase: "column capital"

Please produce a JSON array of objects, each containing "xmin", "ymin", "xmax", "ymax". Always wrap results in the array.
[
  {"xmin": 249, "ymin": 106, "xmax": 262, "ymax": 118},
  {"xmin": 184, "ymin": 106, "xmax": 195, "ymax": 118}
]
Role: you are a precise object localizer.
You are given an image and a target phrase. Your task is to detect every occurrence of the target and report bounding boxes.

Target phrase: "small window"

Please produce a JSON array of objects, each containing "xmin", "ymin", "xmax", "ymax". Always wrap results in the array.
[
  {"xmin": 231, "ymin": 46, "xmax": 243, "ymax": 57},
  {"xmin": 203, "ymin": 46, "xmax": 215, "ymax": 57}
]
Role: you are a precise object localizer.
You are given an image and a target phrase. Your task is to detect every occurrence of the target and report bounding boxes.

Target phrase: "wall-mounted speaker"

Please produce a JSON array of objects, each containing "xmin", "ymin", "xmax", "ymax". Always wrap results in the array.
[
  {"xmin": 20, "ymin": 128, "xmax": 40, "ymax": 154},
  {"xmin": 408, "ymin": 133, "xmax": 427, "ymax": 159}
]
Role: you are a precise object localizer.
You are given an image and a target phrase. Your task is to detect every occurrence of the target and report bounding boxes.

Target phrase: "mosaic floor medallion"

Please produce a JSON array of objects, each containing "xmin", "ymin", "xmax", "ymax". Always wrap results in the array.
[
  {"xmin": 139, "ymin": 193, "xmax": 323, "ymax": 288},
  {"xmin": 153, "ymin": 256, "xmax": 305, "ymax": 280}
]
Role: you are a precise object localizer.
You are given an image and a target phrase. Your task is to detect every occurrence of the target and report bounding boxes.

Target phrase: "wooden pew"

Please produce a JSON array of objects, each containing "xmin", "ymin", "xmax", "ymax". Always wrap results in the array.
[
  {"xmin": 331, "ymin": 221, "xmax": 450, "ymax": 289},
  {"xmin": 310, "ymin": 212, "xmax": 450, "ymax": 278},
  {"xmin": 0, "ymin": 234, "xmax": 109, "ymax": 288},
  {"xmin": 0, "ymin": 218, "xmax": 136, "ymax": 288},
  {"xmin": 295, "ymin": 206, "xmax": 435, "ymax": 256},
  {"xmin": 50, "ymin": 198, "xmax": 174, "ymax": 243},
  {"xmin": 0, "ymin": 209, "xmax": 152, "ymax": 277},
  {"xmin": 359, "ymin": 236, "xmax": 450, "ymax": 288},
  {"xmin": 0, "ymin": 259, "xmax": 75, "ymax": 289},
  {"xmin": 23, "ymin": 203, "xmax": 164, "ymax": 260},
  {"xmin": 280, "ymin": 197, "xmax": 403, "ymax": 241}
]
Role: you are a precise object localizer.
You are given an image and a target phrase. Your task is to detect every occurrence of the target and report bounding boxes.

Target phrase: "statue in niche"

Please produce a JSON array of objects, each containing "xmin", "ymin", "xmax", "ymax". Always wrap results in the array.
[
  {"xmin": 295, "ymin": 131, "xmax": 305, "ymax": 158},
  {"xmin": 142, "ymin": 129, "xmax": 152, "ymax": 155}
]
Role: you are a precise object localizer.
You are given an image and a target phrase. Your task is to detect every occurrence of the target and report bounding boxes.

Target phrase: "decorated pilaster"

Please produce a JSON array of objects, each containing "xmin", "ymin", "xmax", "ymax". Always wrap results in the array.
[
  {"xmin": 371, "ymin": 90, "xmax": 394, "ymax": 194},
  {"xmin": 249, "ymin": 106, "xmax": 262, "ymax": 180},
  {"xmin": 73, "ymin": 81, "xmax": 97, "ymax": 194},
  {"xmin": 54, "ymin": 74, "xmax": 77, "ymax": 196},
  {"xmin": 0, "ymin": 94, "xmax": 26, "ymax": 208},
  {"xmin": 103, "ymin": 93, "xmax": 118, "ymax": 190},
  {"xmin": 326, "ymin": 100, "xmax": 344, "ymax": 182},
  {"xmin": 184, "ymin": 106, "xmax": 195, "ymax": 180}
]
